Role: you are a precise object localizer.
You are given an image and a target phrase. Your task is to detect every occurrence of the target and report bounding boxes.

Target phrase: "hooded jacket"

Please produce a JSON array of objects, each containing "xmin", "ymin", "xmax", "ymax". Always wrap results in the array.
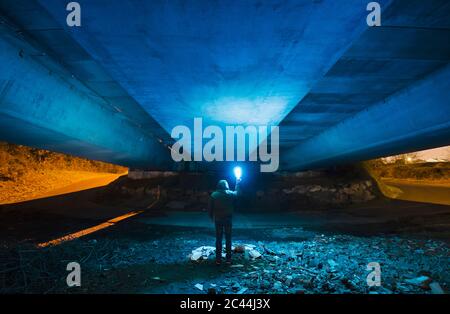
[{"xmin": 208, "ymin": 180, "xmax": 241, "ymax": 221}]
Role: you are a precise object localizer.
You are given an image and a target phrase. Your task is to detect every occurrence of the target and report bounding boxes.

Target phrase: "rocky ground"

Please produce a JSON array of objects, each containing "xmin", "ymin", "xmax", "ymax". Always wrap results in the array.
[
  {"xmin": 0, "ymin": 167, "xmax": 448, "ymax": 294},
  {"xmin": 1, "ymin": 218, "xmax": 448, "ymax": 294}
]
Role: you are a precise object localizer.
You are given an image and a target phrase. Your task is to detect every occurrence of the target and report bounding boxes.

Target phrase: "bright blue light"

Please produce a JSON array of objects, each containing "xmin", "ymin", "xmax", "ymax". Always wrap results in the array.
[{"xmin": 233, "ymin": 166, "xmax": 242, "ymax": 179}]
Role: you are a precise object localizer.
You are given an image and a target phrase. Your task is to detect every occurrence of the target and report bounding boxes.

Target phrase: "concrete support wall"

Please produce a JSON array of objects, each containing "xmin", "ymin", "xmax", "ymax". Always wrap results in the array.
[
  {"xmin": 282, "ymin": 64, "xmax": 450, "ymax": 170},
  {"xmin": 0, "ymin": 32, "xmax": 173, "ymax": 169}
]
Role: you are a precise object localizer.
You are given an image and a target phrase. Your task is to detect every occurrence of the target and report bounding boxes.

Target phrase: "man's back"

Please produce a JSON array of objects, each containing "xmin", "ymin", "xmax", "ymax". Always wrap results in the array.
[
  {"xmin": 209, "ymin": 180, "xmax": 241, "ymax": 220},
  {"xmin": 209, "ymin": 179, "xmax": 241, "ymax": 265},
  {"xmin": 210, "ymin": 190, "xmax": 237, "ymax": 219}
]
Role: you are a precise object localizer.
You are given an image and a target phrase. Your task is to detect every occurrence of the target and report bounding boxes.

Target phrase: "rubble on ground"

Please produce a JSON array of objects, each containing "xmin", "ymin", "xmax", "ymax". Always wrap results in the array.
[
  {"xmin": 1, "ymin": 224, "xmax": 447, "ymax": 294},
  {"xmin": 190, "ymin": 246, "xmax": 216, "ymax": 261},
  {"xmin": 189, "ymin": 244, "xmax": 263, "ymax": 261},
  {"xmin": 188, "ymin": 233, "xmax": 448, "ymax": 294},
  {"xmin": 430, "ymin": 282, "xmax": 445, "ymax": 294}
]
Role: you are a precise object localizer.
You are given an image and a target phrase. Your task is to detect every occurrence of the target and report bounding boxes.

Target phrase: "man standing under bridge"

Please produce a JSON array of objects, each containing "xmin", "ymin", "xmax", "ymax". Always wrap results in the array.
[{"xmin": 208, "ymin": 177, "xmax": 241, "ymax": 265}]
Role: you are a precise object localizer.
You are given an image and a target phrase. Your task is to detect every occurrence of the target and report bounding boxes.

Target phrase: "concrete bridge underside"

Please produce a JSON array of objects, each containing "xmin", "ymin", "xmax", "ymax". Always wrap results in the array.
[{"xmin": 0, "ymin": 0, "xmax": 449, "ymax": 170}]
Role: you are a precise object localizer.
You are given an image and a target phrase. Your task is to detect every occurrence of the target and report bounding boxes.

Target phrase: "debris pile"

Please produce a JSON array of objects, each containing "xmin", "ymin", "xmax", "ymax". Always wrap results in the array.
[
  {"xmin": 189, "ymin": 244, "xmax": 263, "ymax": 261},
  {"xmin": 1, "ymin": 223, "xmax": 447, "ymax": 294},
  {"xmin": 190, "ymin": 234, "xmax": 448, "ymax": 294},
  {"xmin": 233, "ymin": 244, "xmax": 262, "ymax": 259},
  {"xmin": 190, "ymin": 246, "xmax": 216, "ymax": 261}
]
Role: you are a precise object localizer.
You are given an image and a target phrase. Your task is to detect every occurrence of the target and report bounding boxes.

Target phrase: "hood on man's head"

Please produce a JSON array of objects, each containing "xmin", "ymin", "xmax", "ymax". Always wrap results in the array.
[{"xmin": 217, "ymin": 180, "xmax": 229, "ymax": 191}]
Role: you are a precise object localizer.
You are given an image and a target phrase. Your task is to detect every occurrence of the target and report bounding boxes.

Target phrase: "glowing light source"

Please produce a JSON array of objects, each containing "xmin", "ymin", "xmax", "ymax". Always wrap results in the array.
[{"xmin": 233, "ymin": 166, "xmax": 242, "ymax": 180}]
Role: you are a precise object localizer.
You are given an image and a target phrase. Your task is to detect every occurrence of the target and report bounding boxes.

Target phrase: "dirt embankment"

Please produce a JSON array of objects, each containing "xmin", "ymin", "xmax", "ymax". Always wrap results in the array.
[
  {"xmin": 363, "ymin": 159, "xmax": 450, "ymax": 205},
  {"xmin": 0, "ymin": 142, "xmax": 127, "ymax": 205},
  {"xmin": 364, "ymin": 159, "xmax": 450, "ymax": 182}
]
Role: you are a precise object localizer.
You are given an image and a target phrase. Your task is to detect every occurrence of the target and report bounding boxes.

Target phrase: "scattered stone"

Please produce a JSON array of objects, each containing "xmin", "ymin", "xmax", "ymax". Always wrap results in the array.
[
  {"xmin": 232, "ymin": 282, "xmax": 241, "ymax": 291},
  {"xmin": 191, "ymin": 251, "xmax": 202, "ymax": 261},
  {"xmin": 377, "ymin": 286, "xmax": 393, "ymax": 294},
  {"xmin": 233, "ymin": 245, "xmax": 245, "ymax": 253},
  {"xmin": 327, "ymin": 259, "xmax": 338, "ymax": 272},
  {"xmin": 429, "ymin": 282, "xmax": 445, "ymax": 294},
  {"xmin": 180, "ymin": 234, "xmax": 446, "ymax": 294},
  {"xmin": 263, "ymin": 247, "xmax": 276, "ymax": 255},
  {"xmin": 404, "ymin": 276, "xmax": 432, "ymax": 289},
  {"xmin": 248, "ymin": 249, "xmax": 262, "ymax": 259},
  {"xmin": 273, "ymin": 281, "xmax": 283, "ymax": 290},
  {"xmin": 285, "ymin": 275, "xmax": 293, "ymax": 287},
  {"xmin": 151, "ymin": 276, "xmax": 164, "ymax": 282},
  {"xmin": 260, "ymin": 280, "xmax": 271, "ymax": 289},
  {"xmin": 341, "ymin": 278, "xmax": 358, "ymax": 291},
  {"xmin": 190, "ymin": 246, "xmax": 215, "ymax": 261}
]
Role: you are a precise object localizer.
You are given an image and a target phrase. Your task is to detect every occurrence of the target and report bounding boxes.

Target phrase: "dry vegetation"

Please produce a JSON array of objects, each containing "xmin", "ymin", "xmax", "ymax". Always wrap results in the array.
[
  {"xmin": 0, "ymin": 141, "xmax": 127, "ymax": 204},
  {"xmin": 364, "ymin": 159, "xmax": 450, "ymax": 182}
]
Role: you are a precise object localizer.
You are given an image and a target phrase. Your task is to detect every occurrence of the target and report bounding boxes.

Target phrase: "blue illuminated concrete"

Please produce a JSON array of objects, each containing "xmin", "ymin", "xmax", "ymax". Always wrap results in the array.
[
  {"xmin": 279, "ymin": 0, "xmax": 450, "ymax": 148},
  {"xmin": 35, "ymin": 0, "xmax": 390, "ymax": 142},
  {"xmin": 281, "ymin": 64, "xmax": 450, "ymax": 170},
  {"xmin": 0, "ymin": 28, "xmax": 172, "ymax": 169},
  {"xmin": 1, "ymin": 0, "xmax": 449, "ymax": 171}
]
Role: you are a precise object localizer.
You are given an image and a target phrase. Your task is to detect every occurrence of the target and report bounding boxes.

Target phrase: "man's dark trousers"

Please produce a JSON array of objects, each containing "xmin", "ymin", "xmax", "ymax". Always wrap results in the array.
[{"xmin": 215, "ymin": 216, "xmax": 232, "ymax": 261}]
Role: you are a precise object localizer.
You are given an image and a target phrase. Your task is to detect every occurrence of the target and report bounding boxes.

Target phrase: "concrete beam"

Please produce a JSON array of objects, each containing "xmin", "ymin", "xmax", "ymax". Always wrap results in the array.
[
  {"xmin": 36, "ymin": 0, "xmax": 391, "ymax": 143},
  {"xmin": 0, "ymin": 29, "xmax": 173, "ymax": 169},
  {"xmin": 281, "ymin": 63, "xmax": 450, "ymax": 170}
]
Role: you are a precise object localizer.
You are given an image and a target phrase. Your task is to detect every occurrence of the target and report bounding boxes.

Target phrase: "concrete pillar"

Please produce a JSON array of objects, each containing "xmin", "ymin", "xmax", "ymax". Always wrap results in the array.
[
  {"xmin": 0, "ymin": 29, "xmax": 173, "ymax": 169},
  {"xmin": 281, "ymin": 64, "xmax": 450, "ymax": 170}
]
